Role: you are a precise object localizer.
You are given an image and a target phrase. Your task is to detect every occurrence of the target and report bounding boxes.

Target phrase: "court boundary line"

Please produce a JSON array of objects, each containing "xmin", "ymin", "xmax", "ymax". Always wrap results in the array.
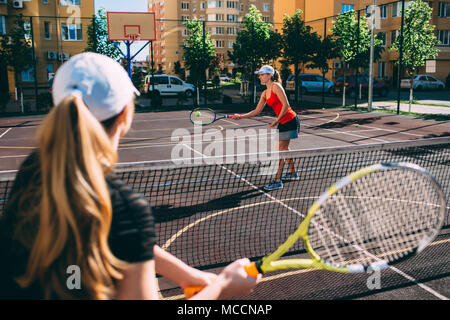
[
  {"xmin": 161, "ymin": 237, "xmax": 450, "ymax": 300},
  {"xmin": 179, "ymin": 143, "xmax": 448, "ymax": 301}
]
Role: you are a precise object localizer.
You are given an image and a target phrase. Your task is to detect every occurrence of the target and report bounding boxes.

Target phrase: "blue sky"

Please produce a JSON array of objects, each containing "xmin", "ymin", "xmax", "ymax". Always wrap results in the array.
[{"xmin": 95, "ymin": 0, "xmax": 149, "ymax": 61}]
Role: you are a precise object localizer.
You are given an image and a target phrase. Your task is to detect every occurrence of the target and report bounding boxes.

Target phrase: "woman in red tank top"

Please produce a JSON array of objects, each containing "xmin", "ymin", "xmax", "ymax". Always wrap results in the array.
[{"xmin": 231, "ymin": 65, "xmax": 300, "ymax": 191}]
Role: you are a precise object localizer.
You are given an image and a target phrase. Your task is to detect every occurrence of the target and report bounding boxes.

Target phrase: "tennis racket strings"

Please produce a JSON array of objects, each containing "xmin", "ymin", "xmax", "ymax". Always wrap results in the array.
[
  {"xmin": 308, "ymin": 167, "xmax": 445, "ymax": 269},
  {"xmin": 190, "ymin": 109, "xmax": 216, "ymax": 125}
]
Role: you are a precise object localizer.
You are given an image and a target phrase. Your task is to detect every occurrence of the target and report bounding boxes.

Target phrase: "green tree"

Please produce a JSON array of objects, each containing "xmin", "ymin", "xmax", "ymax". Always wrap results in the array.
[
  {"xmin": 0, "ymin": 15, "xmax": 34, "ymax": 109},
  {"xmin": 228, "ymin": 5, "xmax": 282, "ymax": 103},
  {"xmin": 173, "ymin": 61, "xmax": 185, "ymax": 80},
  {"xmin": 85, "ymin": 8, "xmax": 120, "ymax": 59},
  {"xmin": 390, "ymin": 0, "xmax": 439, "ymax": 111},
  {"xmin": 182, "ymin": 19, "xmax": 216, "ymax": 103},
  {"xmin": 281, "ymin": 10, "xmax": 320, "ymax": 104},
  {"xmin": 307, "ymin": 34, "xmax": 339, "ymax": 97},
  {"xmin": 331, "ymin": 10, "xmax": 384, "ymax": 101}
]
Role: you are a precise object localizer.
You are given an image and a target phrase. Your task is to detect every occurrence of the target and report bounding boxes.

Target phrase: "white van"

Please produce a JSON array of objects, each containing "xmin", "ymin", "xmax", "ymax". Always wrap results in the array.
[{"xmin": 144, "ymin": 75, "xmax": 195, "ymax": 98}]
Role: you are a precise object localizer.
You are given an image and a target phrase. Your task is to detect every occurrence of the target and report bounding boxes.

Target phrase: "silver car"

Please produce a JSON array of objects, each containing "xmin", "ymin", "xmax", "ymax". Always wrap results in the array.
[
  {"xmin": 285, "ymin": 74, "xmax": 334, "ymax": 94},
  {"xmin": 401, "ymin": 75, "xmax": 445, "ymax": 91},
  {"xmin": 144, "ymin": 75, "xmax": 195, "ymax": 98}
]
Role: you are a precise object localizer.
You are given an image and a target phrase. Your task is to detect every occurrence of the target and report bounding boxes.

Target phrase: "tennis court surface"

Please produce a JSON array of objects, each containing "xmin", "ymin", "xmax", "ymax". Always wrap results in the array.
[{"xmin": 0, "ymin": 108, "xmax": 449, "ymax": 300}]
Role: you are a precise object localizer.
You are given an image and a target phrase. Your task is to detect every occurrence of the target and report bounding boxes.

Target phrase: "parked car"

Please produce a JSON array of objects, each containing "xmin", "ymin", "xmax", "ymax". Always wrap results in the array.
[
  {"xmin": 334, "ymin": 74, "xmax": 389, "ymax": 98},
  {"xmin": 144, "ymin": 74, "xmax": 195, "ymax": 98},
  {"xmin": 219, "ymin": 74, "xmax": 232, "ymax": 82},
  {"xmin": 400, "ymin": 75, "xmax": 445, "ymax": 91},
  {"xmin": 285, "ymin": 74, "xmax": 335, "ymax": 94}
]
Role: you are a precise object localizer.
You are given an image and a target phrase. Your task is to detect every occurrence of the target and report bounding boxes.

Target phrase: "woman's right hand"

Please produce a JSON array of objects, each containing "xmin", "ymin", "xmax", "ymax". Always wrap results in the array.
[
  {"xmin": 231, "ymin": 114, "xmax": 242, "ymax": 120},
  {"xmin": 217, "ymin": 258, "xmax": 261, "ymax": 299}
]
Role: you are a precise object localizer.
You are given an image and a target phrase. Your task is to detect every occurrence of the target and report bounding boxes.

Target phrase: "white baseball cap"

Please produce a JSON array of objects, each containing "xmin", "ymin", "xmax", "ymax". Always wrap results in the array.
[
  {"xmin": 255, "ymin": 65, "xmax": 274, "ymax": 75},
  {"xmin": 52, "ymin": 52, "xmax": 140, "ymax": 121}
]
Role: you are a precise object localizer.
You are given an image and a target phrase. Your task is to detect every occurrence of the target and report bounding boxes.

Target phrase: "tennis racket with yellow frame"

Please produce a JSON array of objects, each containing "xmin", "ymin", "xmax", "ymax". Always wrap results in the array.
[{"xmin": 184, "ymin": 162, "xmax": 446, "ymax": 298}]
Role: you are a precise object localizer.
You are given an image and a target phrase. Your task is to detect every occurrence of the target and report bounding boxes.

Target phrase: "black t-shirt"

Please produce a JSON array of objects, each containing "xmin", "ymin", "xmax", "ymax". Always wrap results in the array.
[{"xmin": 0, "ymin": 151, "xmax": 156, "ymax": 299}]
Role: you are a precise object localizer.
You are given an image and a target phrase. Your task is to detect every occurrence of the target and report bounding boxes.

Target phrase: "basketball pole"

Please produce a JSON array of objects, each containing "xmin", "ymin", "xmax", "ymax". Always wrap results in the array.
[{"xmin": 112, "ymin": 40, "xmax": 151, "ymax": 79}]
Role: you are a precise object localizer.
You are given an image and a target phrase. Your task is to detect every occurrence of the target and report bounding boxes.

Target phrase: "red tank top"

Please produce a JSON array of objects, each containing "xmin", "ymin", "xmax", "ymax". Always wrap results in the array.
[{"xmin": 266, "ymin": 88, "xmax": 296, "ymax": 124}]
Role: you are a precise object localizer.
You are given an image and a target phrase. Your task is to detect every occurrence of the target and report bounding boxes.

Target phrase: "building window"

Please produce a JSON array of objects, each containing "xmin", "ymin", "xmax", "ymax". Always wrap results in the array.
[
  {"xmin": 378, "ymin": 32, "xmax": 386, "ymax": 46},
  {"xmin": 60, "ymin": 0, "xmax": 81, "ymax": 6},
  {"xmin": 227, "ymin": 14, "xmax": 238, "ymax": 22},
  {"xmin": 23, "ymin": 20, "xmax": 32, "ymax": 40},
  {"xmin": 43, "ymin": 0, "xmax": 48, "ymax": 4},
  {"xmin": 438, "ymin": 30, "xmax": 450, "ymax": 45},
  {"xmin": 227, "ymin": 1, "xmax": 238, "ymax": 9},
  {"xmin": 216, "ymin": 14, "xmax": 224, "ymax": 21},
  {"xmin": 201, "ymin": 2, "xmax": 205, "ymax": 10},
  {"xmin": 391, "ymin": 30, "xmax": 399, "ymax": 44},
  {"xmin": 216, "ymin": 27, "xmax": 224, "ymax": 34},
  {"xmin": 380, "ymin": 4, "xmax": 387, "ymax": 19},
  {"xmin": 378, "ymin": 62, "xmax": 386, "ymax": 79},
  {"xmin": 0, "ymin": 16, "xmax": 5, "ymax": 35},
  {"xmin": 262, "ymin": 16, "xmax": 269, "ymax": 23},
  {"xmin": 21, "ymin": 67, "xmax": 35, "ymax": 82},
  {"xmin": 181, "ymin": 15, "xmax": 189, "ymax": 21},
  {"xmin": 392, "ymin": 1, "xmax": 411, "ymax": 17},
  {"xmin": 341, "ymin": 4, "xmax": 354, "ymax": 13},
  {"xmin": 61, "ymin": 23, "xmax": 82, "ymax": 41},
  {"xmin": 226, "ymin": 27, "xmax": 236, "ymax": 35},
  {"xmin": 44, "ymin": 21, "xmax": 51, "ymax": 40},
  {"xmin": 215, "ymin": 40, "xmax": 224, "ymax": 48},
  {"xmin": 439, "ymin": 2, "xmax": 450, "ymax": 17},
  {"xmin": 262, "ymin": 3, "xmax": 270, "ymax": 12},
  {"xmin": 181, "ymin": 2, "xmax": 189, "ymax": 10}
]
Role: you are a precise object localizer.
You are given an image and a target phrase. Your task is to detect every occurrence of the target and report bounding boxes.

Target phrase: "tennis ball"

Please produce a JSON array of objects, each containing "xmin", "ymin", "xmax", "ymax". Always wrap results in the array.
[
  {"xmin": 355, "ymin": 124, "xmax": 359, "ymax": 127},
  {"xmin": 195, "ymin": 111, "xmax": 201, "ymax": 117}
]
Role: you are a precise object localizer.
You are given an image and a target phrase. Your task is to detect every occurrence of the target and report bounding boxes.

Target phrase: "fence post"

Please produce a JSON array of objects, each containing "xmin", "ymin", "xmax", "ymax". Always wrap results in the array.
[
  {"xmin": 30, "ymin": 16, "xmax": 39, "ymax": 113},
  {"xmin": 355, "ymin": 10, "xmax": 360, "ymax": 109},
  {"xmin": 396, "ymin": 0, "xmax": 406, "ymax": 115}
]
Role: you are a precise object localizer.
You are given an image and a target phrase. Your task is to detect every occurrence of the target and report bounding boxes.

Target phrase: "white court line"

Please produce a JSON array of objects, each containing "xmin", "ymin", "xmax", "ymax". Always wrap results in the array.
[
  {"xmin": 262, "ymin": 115, "xmax": 390, "ymax": 143},
  {"xmin": 179, "ymin": 143, "xmax": 448, "ymax": 301},
  {"xmin": 0, "ymin": 154, "xmax": 28, "ymax": 159},
  {"xmin": 0, "ymin": 128, "xmax": 12, "ymax": 139}
]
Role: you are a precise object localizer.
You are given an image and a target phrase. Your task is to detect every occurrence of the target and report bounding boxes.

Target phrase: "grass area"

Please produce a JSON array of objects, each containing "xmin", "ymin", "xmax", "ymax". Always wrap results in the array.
[{"xmin": 384, "ymin": 100, "xmax": 450, "ymax": 108}]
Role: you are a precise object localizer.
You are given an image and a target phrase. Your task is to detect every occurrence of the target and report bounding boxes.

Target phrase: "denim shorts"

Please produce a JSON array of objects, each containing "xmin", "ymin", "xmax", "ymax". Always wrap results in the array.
[{"xmin": 277, "ymin": 116, "xmax": 300, "ymax": 140}]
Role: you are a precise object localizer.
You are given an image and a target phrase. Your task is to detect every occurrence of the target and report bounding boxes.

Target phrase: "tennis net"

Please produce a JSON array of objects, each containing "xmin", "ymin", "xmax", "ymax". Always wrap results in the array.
[{"xmin": 0, "ymin": 137, "xmax": 449, "ymax": 270}]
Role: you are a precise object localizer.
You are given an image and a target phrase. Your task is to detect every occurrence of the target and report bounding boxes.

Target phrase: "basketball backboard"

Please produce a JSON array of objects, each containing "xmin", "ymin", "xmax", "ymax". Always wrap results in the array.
[{"xmin": 107, "ymin": 12, "xmax": 156, "ymax": 41}]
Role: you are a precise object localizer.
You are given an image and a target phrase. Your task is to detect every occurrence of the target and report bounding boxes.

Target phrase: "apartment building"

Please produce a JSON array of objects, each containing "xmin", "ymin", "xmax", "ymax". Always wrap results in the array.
[
  {"xmin": 0, "ymin": 0, "xmax": 94, "ymax": 97},
  {"xmin": 290, "ymin": 0, "xmax": 450, "ymax": 84},
  {"xmin": 148, "ymin": 0, "xmax": 275, "ymax": 75}
]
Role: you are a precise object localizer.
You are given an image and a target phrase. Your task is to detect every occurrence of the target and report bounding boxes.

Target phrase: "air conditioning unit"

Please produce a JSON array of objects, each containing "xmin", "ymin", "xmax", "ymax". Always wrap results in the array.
[
  {"xmin": 47, "ymin": 51, "xmax": 57, "ymax": 60},
  {"xmin": 13, "ymin": 0, "xmax": 23, "ymax": 9},
  {"xmin": 58, "ymin": 52, "xmax": 70, "ymax": 61},
  {"xmin": 333, "ymin": 62, "xmax": 342, "ymax": 69}
]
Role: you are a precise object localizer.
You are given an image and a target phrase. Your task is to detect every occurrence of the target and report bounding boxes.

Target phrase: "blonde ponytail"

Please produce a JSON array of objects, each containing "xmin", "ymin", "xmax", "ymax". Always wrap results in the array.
[{"xmin": 14, "ymin": 96, "xmax": 126, "ymax": 299}]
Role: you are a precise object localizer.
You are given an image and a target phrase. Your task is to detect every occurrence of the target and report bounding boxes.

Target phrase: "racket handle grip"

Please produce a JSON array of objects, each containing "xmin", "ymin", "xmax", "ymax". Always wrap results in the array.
[{"xmin": 183, "ymin": 262, "xmax": 260, "ymax": 299}]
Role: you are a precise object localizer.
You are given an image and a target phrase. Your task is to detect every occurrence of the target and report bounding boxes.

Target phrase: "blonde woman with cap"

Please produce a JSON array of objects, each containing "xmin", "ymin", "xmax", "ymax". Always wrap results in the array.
[
  {"xmin": 0, "ymin": 53, "xmax": 259, "ymax": 300},
  {"xmin": 232, "ymin": 65, "xmax": 300, "ymax": 191}
]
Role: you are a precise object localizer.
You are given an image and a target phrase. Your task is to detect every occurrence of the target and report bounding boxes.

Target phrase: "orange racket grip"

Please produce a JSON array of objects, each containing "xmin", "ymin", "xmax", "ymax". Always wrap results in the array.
[
  {"xmin": 184, "ymin": 286, "xmax": 205, "ymax": 299},
  {"xmin": 244, "ymin": 262, "xmax": 261, "ymax": 277},
  {"xmin": 184, "ymin": 262, "xmax": 260, "ymax": 299}
]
